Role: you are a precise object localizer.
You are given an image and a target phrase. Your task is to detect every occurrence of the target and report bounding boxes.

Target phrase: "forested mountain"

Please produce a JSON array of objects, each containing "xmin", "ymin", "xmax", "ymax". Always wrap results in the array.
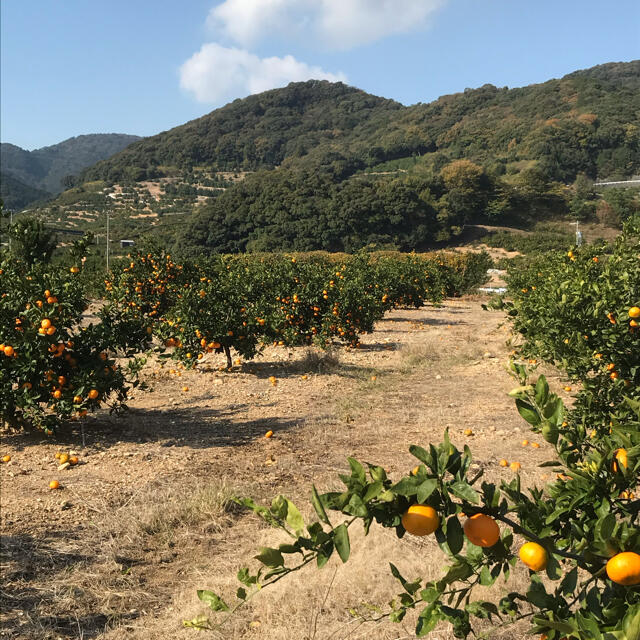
[
  {"xmin": 23, "ymin": 61, "xmax": 640, "ymax": 252},
  {"xmin": 82, "ymin": 61, "xmax": 640, "ymax": 184},
  {"xmin": 0, "ymin": 133, "xmax": 141, "ymax": 208},
  {"xmin": 0, "ymin": 172, "xmax": 51, "ymax": 211}
]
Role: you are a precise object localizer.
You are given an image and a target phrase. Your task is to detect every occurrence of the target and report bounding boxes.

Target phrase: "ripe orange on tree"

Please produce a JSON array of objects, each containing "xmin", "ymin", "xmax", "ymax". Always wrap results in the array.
[
  {"xmin": 463, "ymin": 514, "xmax": 500, "ymax": 547},
  {"xmin": 519, "ymin": 542, "xmax": 548, "ymax": 571},
  {"xmin": 606, "ymin": 551, "xmax": 640, "ymax": 586},
  {"xmin": 402, "ymin": 505, "xmax": 440, "ymax": 536}
]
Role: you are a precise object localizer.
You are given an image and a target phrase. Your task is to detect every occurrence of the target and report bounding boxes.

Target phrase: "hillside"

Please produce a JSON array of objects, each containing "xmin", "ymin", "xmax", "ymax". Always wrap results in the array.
[
  {"xmin": 24, "ymin": 61, "xmax": 640, "ymax": 251},
  {"xmin": 0, "ymin": 133, "xmax": 141, "ymax": 208},
  {"xmin": 0, "ymin": 172, "xmax": 51, "ymax": 211}
]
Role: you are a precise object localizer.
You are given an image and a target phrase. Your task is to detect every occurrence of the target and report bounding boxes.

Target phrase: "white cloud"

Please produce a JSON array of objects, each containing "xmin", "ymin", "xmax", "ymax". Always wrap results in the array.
[
  {"xmin": 179, "ymin": 42, "xmax": 347, "ymax": 103},
  {"xmin": 207, "ymin": 0, "xmax": 447, "ymax": 50}
]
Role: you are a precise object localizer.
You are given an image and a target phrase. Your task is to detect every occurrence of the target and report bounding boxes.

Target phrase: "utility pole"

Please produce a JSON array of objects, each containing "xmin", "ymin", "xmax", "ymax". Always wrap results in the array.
[
  {"xmin": 106, "ymin": 213, "xmax": 110, "ymax": 272},
  {"xmin": 574, "ymin": 220, "xmax": 583, "ymax": 247}
]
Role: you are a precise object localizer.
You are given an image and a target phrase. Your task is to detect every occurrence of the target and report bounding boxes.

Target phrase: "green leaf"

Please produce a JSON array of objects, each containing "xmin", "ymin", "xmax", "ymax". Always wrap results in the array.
[
  {"xmin": 362, "ymin": 480, "xmax": 383, "ymax": 503},
  {"xmin": 236, "ymin": 587, "xmax": 247, "ymax": 600},
  {"xmin": 284, "ymin": 499, "xmax": 304, "ymax": 535},
  {"xmin": 197, "ymin": 590, "xmax": 230, "ymax": 612},
  {"xmin": 344, "ymin": 493, "xmax": 369, "ymax": 517},
  {"xmin": 560, "ymin": 567, "xmax": 578, "ymax": 596},
  {"xmin": 416, "ymin": 603, "xmax": 440, "ymax": 636},
  {"xmin": 391, "ymin": 476, "xmax": 420, "ymax": 497},
  {"xmin": 334, "ymin": 523, "xmax": 350, "ymax": 563},
  {"xmin": 311, "ymin": 485, "xmax": 331, "ymax": 525},
  {"xmin": 545, "ymin": 554, "xmax": 562, "ymax": 581},
  {"xmin": 623, "ymin": 603, "xmax": 640, "ymax": 640},
  {"xmin": 516, "ymin": 399, "xmax": 541, "ymax": 426},
  {"xmin": 449, "ymin": 481, "xmax": 480, "ymax": 504},
  {"xmin": 348, "ymin": 457, "xmax": 366, "ymax": 485},
  {"xmin": 534, "ymin": 376, "xmax": 549, "ymax": 406},
  {"xmin": 254, "ymin": 547, "xmax": 284, "ymax": 568},
  {"xmin": 417, "ymin": 479, "xmax": 438, "ymax": 503},
  {"xmin": 479, "ymin": 565, "xmax": 497, "ymax": 586},
  {"xmin": 446, "ymin": 515, "xmax": 464, "ymax": 555},
  {"xmin": 237, "ymin": 567, "xmax": 257, "ymax": 586},
  {"xmin": 409, "ymin": 444, "xmax": 431, "ymax": 467},
  {"xmin": 270, "ymin": 495, "xmax": 288, "ymax": 520},
  {"xmin": 597, "ymin": 513, "xmax": 616, "ymax": 542}
]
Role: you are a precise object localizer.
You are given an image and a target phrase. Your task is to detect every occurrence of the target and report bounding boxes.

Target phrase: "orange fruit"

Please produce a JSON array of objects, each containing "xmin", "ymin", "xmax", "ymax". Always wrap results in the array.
[
  {"xmin": 463, "ymin": 514, "xmax": 500, "ymax": 547},
  {"xmin": 3, "ymin": 345, "xmax": 14, "ymax": 357},
  {"xmin": 499, "ymin": 459, "xmax": 508, "ymax": 467},
  {"xmin": 510, "ymin": 461, "xmax": 521, "ymax": 471},
  {"xmin": 2, "ymin": 455, "xmax": 11, "ymax": 463},
  {"xmin": 69, "ymin": 456, "xmax": 79, "ymax": 465},
  {"xmin": 265, "ymin": 430, "xmax": 274, "ymax": 439},
  {"xmin": 49, "ymin": 480, "xmax": 60, "ymax": 490},
  {"xmin": 410, "ymin": 465, "xmax": 420, "ymax": 476},
  {"xmin": 88, "ymin": 389, "xmax": 99, "ymax": 400},
  {"xmin": 464, "ymin": 428, "xmax": 473, "ymax": 436},
  {"xmin": 519, "ymin": 542, "xmax": 548, "ymax": 571},
  {"xmin": 41, "ymin": 318, "xmax": 52, "ymax": 329},
  {"xmin": 629, "ymin": 306, "xmax": 640, "ymax": 319},
  {"xmin": 59, "ymin": 453, "xmax": 70, "ymax": 464},
  {"xmin": 531, "ymin": 442, "xmax": 540, "ymax": 449},
  {"xmin": 521, "ymin": 439, "xmax": 529, "ymax": 447},
  {"xmin": 73, "ymin": 396, "xmax": 82, "ymax": 404},
  {"xmin": 52, "ymin": 390, "xmax": 62, "ymax": 399},
  {"xmin": 402, "ymin": 505, "xmax": 440, "ymax": 536},
  {"xmin": 182, "ymin": 386, "xmax": 189, "ymax": 392},
  {"xmin": 606, "ymin": 551, "xmax": 640, "ymax": 585},
  {"xmin": 612, "ymin": 448, "xmax": 628, "ymax": 472}
]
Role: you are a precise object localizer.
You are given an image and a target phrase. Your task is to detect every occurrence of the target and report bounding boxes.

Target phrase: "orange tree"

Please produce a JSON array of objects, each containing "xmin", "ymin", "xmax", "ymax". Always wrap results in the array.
[
  {"xmin": 502, "ymin": 218, "xmax": 639, "ymax": 424},
  {"xmin": 184, "ymin": 371, "xmax": 639, "ymax": 639},
  {"xmin": 372, "ymin": 252, "xmax": 446, "ymax": 309},
  {"xmin": 0, "ymin": 256, "xmax": 145, "ymax": 434}
]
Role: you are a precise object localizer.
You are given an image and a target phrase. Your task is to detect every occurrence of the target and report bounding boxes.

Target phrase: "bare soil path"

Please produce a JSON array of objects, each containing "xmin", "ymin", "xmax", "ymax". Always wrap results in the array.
[{"xmin": 1, "ymin": 297, "xmax": 570, "ymax": 640}]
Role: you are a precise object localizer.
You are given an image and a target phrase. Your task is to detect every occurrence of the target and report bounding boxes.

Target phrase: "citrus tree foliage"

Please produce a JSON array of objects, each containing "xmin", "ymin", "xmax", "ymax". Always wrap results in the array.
[
  {"xmin": 503, "ymin": 217, "xmax": 640, "ymax": 423},
  {"xmin": 0, "ymin": 257, "xmax": 147, "ymax": 433}
]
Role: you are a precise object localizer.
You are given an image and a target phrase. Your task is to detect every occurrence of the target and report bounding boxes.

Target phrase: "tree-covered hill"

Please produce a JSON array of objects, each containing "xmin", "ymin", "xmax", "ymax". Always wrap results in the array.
[
  {"xmin": 1, "ymin": 133, "xmax": 141, "ymax": 207},
  {"xmin": 81, "ymin": 81, "xmax": 402, "ymax": 182},
  {"xmin": 23, "ymin": 61, "xmax": 640, "ymax": 253},
  {"xmin": 82, "ymin": 61, "xmax": 640, "ymax": 185},
  {"xmin": 0, "ymin": 172, "xmax": 51, "ymax": 211}
]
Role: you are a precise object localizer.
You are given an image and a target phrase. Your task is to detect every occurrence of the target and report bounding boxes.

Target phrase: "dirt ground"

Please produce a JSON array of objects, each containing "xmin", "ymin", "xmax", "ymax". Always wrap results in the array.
[{"xmin": 0, "ymin": 297, "xmax": 573, "ymax": 640}]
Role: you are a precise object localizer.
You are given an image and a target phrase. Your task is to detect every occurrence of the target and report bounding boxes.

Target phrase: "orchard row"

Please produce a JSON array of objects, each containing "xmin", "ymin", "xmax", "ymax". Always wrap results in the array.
[{"xmin": 0, "ymin": 249, "xmax": 491, "ymax": 433}]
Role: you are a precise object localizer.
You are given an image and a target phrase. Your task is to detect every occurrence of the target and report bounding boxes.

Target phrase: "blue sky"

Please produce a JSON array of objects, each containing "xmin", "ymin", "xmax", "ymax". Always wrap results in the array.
[{"xmin": 2, "ymin": 0, "xmax": 638, "ymax": 150}]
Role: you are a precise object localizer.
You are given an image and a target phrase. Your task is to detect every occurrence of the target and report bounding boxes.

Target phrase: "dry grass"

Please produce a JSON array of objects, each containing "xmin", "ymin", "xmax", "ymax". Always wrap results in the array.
[
  {"xmin": 294, "ymin": 347, "xmax": 342, "ymax": 374},
  {"xmin": 1, "ymin": 480, "xmax": 239, "ymax": 639}
]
